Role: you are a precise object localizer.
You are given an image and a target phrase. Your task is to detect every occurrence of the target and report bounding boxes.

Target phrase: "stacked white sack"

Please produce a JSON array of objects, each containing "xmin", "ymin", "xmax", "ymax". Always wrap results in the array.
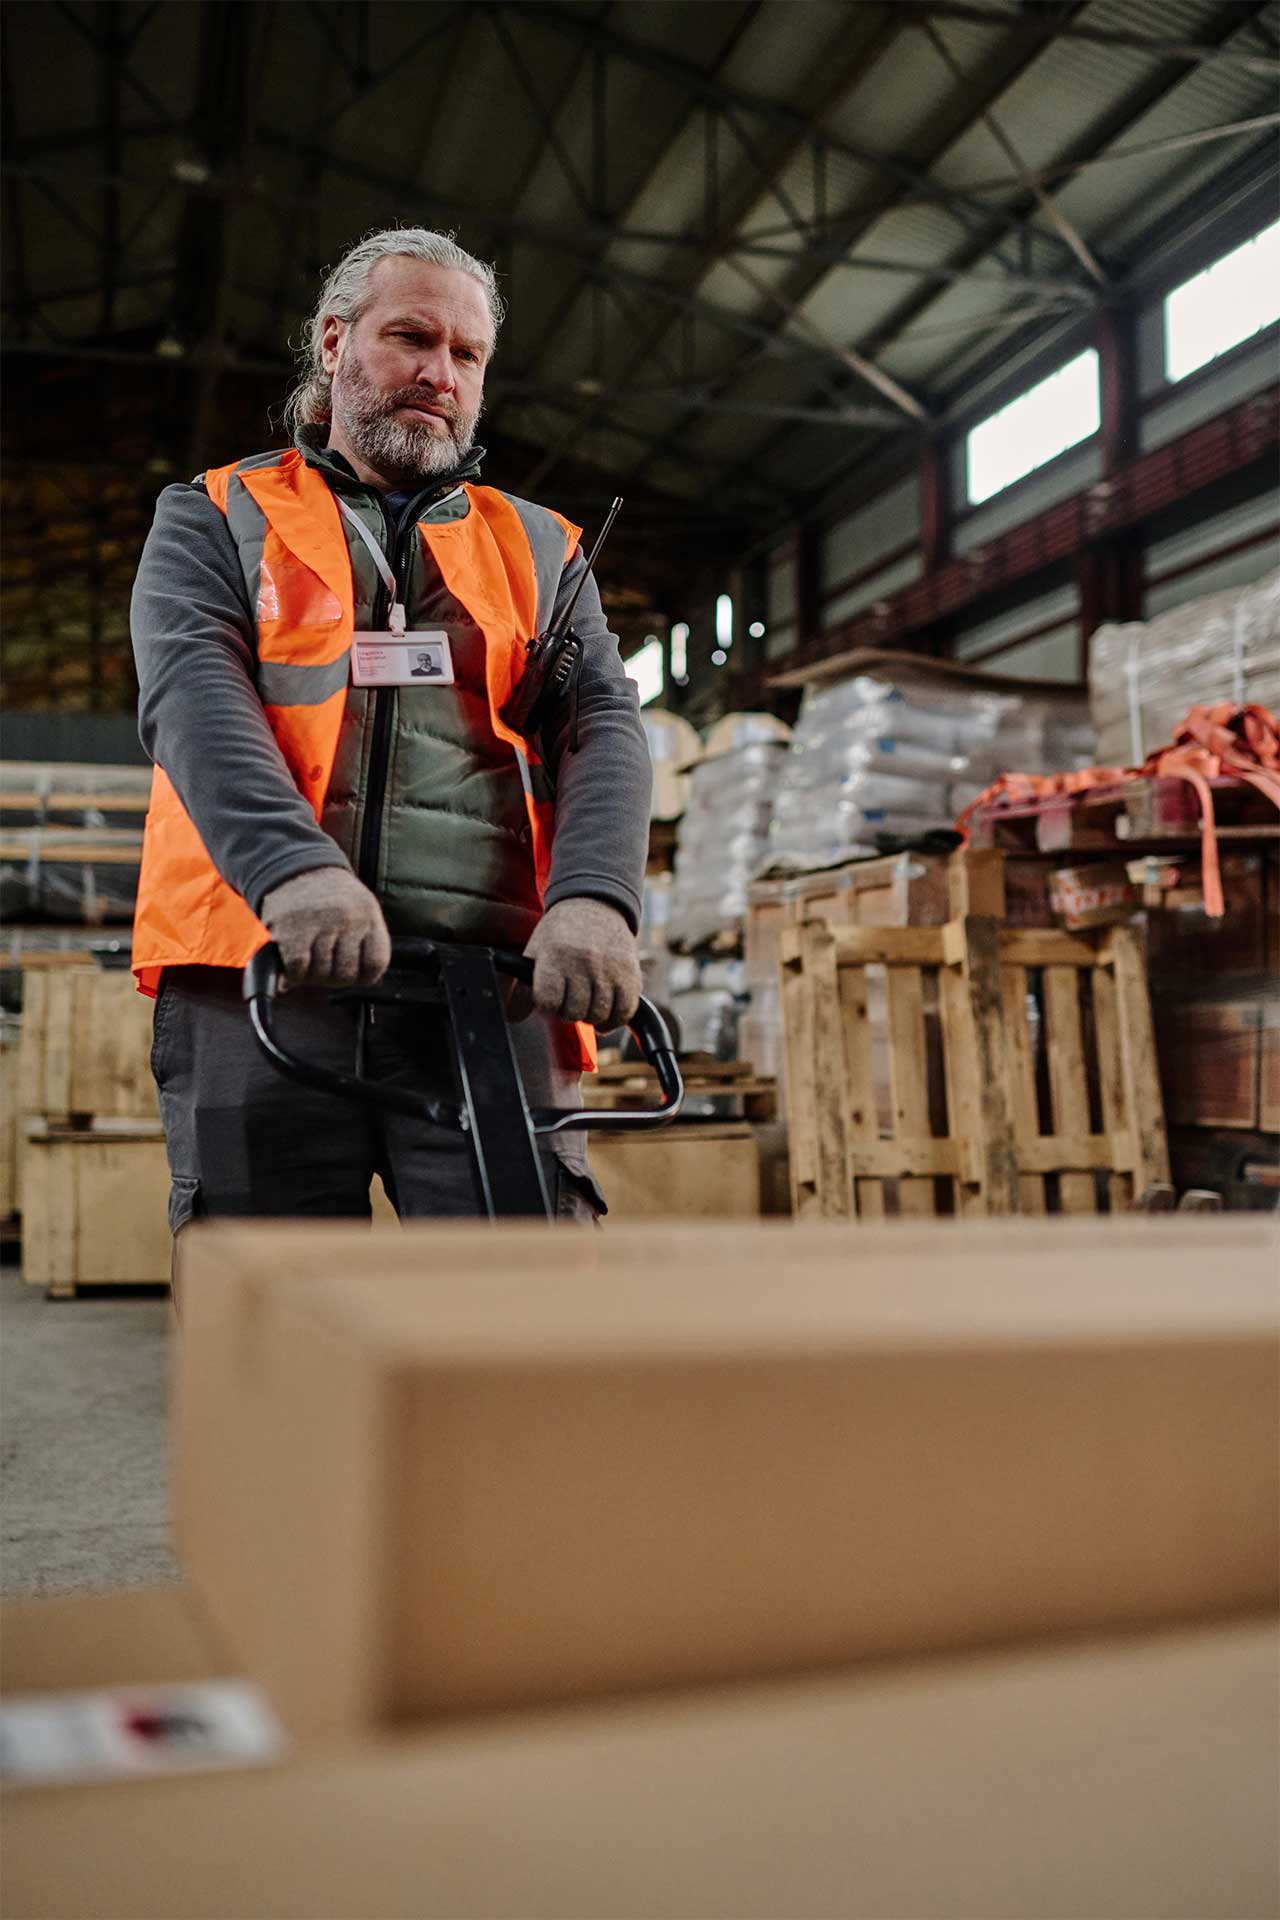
[
  {"xmin": 1090, "ymin": 570, "xmax": 1280, "ymax": 767},
  {"xmin": 667, "ymin": 741, "xmax": 790, "ymax": 951},
  {"xmin": 764, "ymin": 673, "xmax": 1097, "ymax": 871}
]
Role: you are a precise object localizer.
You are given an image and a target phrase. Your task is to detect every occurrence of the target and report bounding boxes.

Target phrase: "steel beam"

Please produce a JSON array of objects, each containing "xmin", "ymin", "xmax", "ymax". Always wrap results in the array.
[
  {"xmin": 892, "ymin": 4, "xmax": 1280, "ymax": 78},
  {"xmin": 919, "ymin": 17, "xmax": 1107, "ymax": 288},
  {"xmin": 513, "ymin": 0, "xmax": 1061, "ymax": 243},
  {"xmin": 749, "ymin": 0, "xmax": 1274, "ymax": 516},
  {"xmin": 519, "ymin": 6, "xmax": 911, "ymax": 494},
  {"xmin": 627, "ymin": 2, "xmax": 1084, "ymax": 492},
  {"xmin": 184, "ymin": 1, "xmax": 274, "ymax": 473},
  {"xmin": 487, "ymin": 1, "xmax": 767, "ymax": 445}
]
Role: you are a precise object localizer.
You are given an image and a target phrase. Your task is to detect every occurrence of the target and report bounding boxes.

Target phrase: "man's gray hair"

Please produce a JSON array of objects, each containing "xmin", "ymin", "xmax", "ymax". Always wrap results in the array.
[{"xmin": 283, "ymin": 227, "xmax": 504, "ymax": 436}]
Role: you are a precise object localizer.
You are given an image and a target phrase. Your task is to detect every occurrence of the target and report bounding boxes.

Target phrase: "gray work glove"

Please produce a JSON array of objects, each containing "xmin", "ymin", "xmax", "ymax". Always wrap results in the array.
[
  {"xmin": 518, "ymin": 896, "xmax": 642, "ymax": 1031},
  {"xmin": 260, "ymin": 866, "xmax": 392, "ymax": 989}
]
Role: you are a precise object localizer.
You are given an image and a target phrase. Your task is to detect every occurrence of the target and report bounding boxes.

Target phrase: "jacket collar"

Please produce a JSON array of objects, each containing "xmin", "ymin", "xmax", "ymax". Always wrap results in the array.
[{"xmin": 294, "ymin": 425, "xmax": 485, "ymax": 516}]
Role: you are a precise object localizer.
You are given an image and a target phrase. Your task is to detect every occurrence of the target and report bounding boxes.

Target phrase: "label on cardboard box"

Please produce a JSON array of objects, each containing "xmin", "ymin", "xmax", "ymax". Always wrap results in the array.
[
  {"xmin": 0, "ymin": 1681, "xmax": 286, "ymax": 1789},
  {"xmin": 1051, "ymin": 863, "xmax": 1134, "ymax": 930}
]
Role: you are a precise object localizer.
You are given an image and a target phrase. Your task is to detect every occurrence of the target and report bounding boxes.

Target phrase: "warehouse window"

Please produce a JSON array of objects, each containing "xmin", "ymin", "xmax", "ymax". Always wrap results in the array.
[
  {"xmin": 965, "ymin": 350, "xmax": 1100, "ymax": 505},
  {"xmin": 1164, "ymin": 220, "xmax": 1280, "ymax": 382},
  {"xmin": 627, "ymin": 638, "xmax": 664, "ymax": 706}
]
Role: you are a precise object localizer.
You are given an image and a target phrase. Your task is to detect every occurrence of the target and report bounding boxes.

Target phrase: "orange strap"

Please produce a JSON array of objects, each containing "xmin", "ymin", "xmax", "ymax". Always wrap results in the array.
[{"xmin": 956, "ymin": 703, "xmax": 1280, "ymax": 920}]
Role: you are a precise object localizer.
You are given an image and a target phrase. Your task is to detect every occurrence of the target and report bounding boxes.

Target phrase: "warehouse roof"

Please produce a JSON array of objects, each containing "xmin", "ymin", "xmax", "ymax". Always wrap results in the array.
[{"xmin": 3, "ymin": 0, "xmax": 1277, "ymax": 703}]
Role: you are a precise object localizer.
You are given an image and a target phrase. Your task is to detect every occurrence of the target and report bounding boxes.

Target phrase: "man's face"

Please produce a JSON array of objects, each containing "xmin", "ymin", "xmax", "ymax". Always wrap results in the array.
[{"xmin": 321, "ymin": 256, "xmax": 493, "ymax": 483}]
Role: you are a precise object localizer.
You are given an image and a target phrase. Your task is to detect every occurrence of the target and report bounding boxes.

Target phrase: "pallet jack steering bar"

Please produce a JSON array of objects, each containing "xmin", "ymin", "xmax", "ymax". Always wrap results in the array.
[{"xmin": 243, "ymin": 937, "xmax": 684, "ymax": 1220}]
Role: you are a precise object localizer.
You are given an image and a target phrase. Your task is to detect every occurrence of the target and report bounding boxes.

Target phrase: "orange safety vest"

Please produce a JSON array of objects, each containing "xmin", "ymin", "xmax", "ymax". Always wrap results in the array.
[{"xmin": 131, "ymin": 448, "xmax": 598, "ymax": 1071}]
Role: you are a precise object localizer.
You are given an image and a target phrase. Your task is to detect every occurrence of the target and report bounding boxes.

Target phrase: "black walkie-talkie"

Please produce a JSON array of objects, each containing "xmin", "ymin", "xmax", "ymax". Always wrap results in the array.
[{"xmin": 500, "ymin": 496, "xmax": 623, "ymax": 752}]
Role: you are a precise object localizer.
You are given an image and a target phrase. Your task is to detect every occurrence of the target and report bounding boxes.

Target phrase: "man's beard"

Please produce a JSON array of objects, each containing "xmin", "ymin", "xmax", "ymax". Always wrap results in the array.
[{"xmin": 331, "ymin": 349, "xmax": 480, "ymax": 483}]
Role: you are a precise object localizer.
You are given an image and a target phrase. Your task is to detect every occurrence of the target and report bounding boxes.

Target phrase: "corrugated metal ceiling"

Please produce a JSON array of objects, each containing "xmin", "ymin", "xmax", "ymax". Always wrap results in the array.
[{"xmin": 4, "ymin": 0, "xmax": 1277, "ymax": 529}]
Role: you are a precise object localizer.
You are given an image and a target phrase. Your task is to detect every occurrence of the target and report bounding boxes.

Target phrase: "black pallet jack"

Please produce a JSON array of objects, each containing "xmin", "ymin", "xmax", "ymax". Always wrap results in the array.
[{"xmin": 243, "ymin": 936, "xmax": 684, "ymax": 1221}]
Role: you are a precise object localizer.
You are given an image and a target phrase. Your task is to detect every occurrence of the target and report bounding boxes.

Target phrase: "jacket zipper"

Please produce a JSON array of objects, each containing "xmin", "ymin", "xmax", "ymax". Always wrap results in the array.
[{"xmin": 355, "ymin": 504, "xmax": 423, "ymax": 891}]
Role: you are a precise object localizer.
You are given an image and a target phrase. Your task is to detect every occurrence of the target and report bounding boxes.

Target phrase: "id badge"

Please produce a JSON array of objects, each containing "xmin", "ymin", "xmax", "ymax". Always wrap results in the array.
[{"xmin": 351, "ymin": 630, "xmax": 455, "ymax": 688}]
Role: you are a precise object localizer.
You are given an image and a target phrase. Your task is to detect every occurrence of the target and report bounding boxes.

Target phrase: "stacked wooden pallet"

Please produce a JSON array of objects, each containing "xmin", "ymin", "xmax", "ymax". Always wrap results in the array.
[
  {"xmin": 16, "ymin": 967, "xmax": 169, "ymax": 1297},
  {"xmin": 780, "ymin": 852, "xmax": 1170, "ymax": 1220}
]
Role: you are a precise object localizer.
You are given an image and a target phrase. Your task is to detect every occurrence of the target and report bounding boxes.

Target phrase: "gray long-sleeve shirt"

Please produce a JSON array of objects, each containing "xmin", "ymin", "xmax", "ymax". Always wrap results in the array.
[{"xmin": 131, "ymin": 457, "xmax": 652, "ymax": 931}]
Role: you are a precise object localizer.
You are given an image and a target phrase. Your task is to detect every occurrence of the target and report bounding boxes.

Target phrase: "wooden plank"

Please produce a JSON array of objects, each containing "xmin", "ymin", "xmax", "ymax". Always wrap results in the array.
[
  {"xmin": 844, "ymin": 1133, "xmax": 1120, "ymax": 1179},
  {"xmin": 1091, "ymin": 961, "xmax": 1133, "ymax": 1211},
  {"xmin": 940, "ymin": 918, "xmax": 1019, "ymax": 1217},
  {"xmin": 1000, "ymin": 965, "xmax": 1046, "ymax": 1214},
  {"xmin": 832, "ymin": 927, "xmax": 946, "ymax": 968},
  {"xmin": 805, "ymin": 921, "xmax": 855, "ymax": 1220},
  {"xmin": 71, "ymin": 971, "xmax": 107, "ymax": 1114},
  {"xmin": 0, "ymin": 842, "xmax": 142, "ymax": 865},
  {"xmin": 0, "ymin": 791, "xmax": 151, "ymax": 812},
  {"xmin": 998, "ymin": 930, "xmax": 1099, "ymax": 968},
  {"xmin": 779, "ymin": 930, "xmax": 820, "ymax": 1220},
  {"xmin": 847, "ymin": 1139, "xmax": 961, "ymax": 1178},
  {"xmin": 17, "ymin": 969, "xmax": 47, "ymax": 1117},
  {"xmin": 1107, "ymin": 927, "xmax": 1172, "ymax": 1196},
  {"xmin": 947, "ymin": 849, "xmax": 1006, "ymax": 919},
  {"xmin": 41, "ymin": 972, "xmax": 75, "ymax": 1119},
  {"xmin": 1020, "ymin": 1134, "xmax": 1133, "ymax": 1174},
  {"xmin": 836, "ymin": 963, "xmax": 884, "ymax": 1220},
  {"xmin": 1043, "ymin": 966, "xmax": 1096, "ymax": 1214},
  {"xmin": 884, "ymin": 966, "xmax": 935, "ymax": 1216},
  {"xmin": 115, "ymin": 979, "xmax": 160, "ymax": 1120},
  {"xmin": 0, "ymin": 1035, "xmax": 18, "ymax": 1218},
  {"xmin": 18, "ymin": 1125, "xmax": 54, "ymax": 1289},
  {"xmin": 24, "ymin": 1117, "xmax": 166, "ymax": 1143}
]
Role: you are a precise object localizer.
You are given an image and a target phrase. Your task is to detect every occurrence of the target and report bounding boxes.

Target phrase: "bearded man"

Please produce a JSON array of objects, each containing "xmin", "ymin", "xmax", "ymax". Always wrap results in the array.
[{"xmin": 130, "ymin": 227, "xmax": 652, "ymax": 1230}]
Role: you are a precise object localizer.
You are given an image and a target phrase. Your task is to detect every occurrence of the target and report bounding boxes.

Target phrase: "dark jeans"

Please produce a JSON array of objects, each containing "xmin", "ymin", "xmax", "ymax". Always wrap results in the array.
[{"xmin": 151, "ymin": 967, "xmax": 605, "ymax": 1229}]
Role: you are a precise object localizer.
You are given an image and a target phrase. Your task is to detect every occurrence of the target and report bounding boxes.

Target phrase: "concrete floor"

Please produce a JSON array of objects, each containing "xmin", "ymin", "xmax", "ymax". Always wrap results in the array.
[{"xmin": 1, "ymin": 1263, "xmax": 178, "ymax": 1596}]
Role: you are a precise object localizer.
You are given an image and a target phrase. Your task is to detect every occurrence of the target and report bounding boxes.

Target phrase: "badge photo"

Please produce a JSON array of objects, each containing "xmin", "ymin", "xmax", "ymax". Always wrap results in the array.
[{"xmin": 351, "ymin": 631, "xmax": 456, "ymax": 689}]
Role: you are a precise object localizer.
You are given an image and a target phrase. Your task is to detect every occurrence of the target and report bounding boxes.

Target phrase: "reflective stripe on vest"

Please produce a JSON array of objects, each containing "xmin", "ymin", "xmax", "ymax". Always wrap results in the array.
[{"xmin": 131, "ymin": 449, "xmax": 597, "ymax": 1072}]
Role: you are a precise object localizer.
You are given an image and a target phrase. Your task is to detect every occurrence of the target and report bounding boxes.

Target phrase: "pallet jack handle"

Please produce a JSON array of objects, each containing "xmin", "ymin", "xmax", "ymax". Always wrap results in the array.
[{"xmin": 243, "ymin": 939, "xmax": 684, "ymax": 1134}]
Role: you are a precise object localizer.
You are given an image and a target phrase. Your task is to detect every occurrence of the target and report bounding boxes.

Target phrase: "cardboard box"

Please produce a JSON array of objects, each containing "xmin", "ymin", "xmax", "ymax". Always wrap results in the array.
[
  {"xmin": 174, "ymin": 1216, "xmax": 1279, "ymax": 1741},
  {"xmin": 588, "ymin": 1122, "xmax": 760, "ymax": 1217},
  {"xmin": 4, "ymin": 1618, "xmax": 1276, "ymax": 1919},
  {"xmin": 1, "ymin": 1586, "xmax": 226, "ymax": 1697},
  {"xmin": 1157, "ymin": 991, "xmax": 1280, "ymax": 1132}
]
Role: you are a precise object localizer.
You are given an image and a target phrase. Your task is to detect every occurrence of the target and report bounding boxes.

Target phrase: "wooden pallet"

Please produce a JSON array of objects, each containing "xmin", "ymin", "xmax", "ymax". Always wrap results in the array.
[
  {"xmin": 780, "ymin": 859, "xmax": 1169, "ymax": 1220},
  {"xmin": 967, "ymin": 774, "xmax": 1279, "ymax": 856},
  {"xmin": 586, "ymin": 1056, "xmax": 777, "ymax": 1121}
]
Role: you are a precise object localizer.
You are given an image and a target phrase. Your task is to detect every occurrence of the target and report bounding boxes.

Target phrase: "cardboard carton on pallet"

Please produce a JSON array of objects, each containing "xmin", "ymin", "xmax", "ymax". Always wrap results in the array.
[
  {"xmin": 173, "ymin": 1215, "xmax": 1278, "ymax": 1744},
  {"xmin": 5, "ymin": 1613, "xmax": 1275, "ymax": 1919}
]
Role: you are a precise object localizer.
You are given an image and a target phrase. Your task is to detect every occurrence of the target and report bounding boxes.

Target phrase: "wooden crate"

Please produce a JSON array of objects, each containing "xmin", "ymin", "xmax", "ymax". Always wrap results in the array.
[
  {"xmin": 589, "ymin": 1124, "xmax": 760, "ymax": 1219},
  {"xmin": 780, "ymin": 856, "xmax": 1169, "ymax": 1220},
  {"xmin": 745, "ymin": 855, "xmax": 950, "ymax": 989},
  {"xmin": 18, "ymin": 967, "xmax": 157, "ymax": 1123},
  {"xmin": 21, "ymin": 1121, "xmax": 170, "ymax": 1296},
  {"xmin": 0, "ymin": 1018, "xmax": 19, "ymax": 1219}
]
